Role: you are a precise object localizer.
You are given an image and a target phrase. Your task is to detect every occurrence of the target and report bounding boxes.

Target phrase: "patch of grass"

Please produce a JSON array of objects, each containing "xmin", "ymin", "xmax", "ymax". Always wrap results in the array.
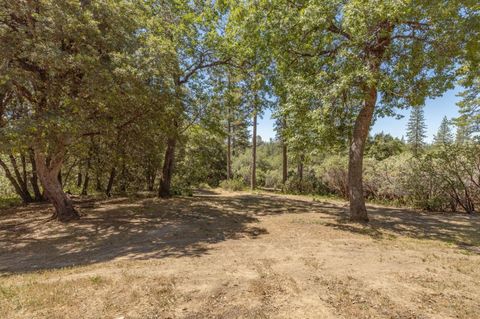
[
  {"xmin": 89, "ymin": 275, "xmax": 104, "ymax": 285},
  {"xmin": 0, "ymin": 285, "xmax": 17, "ymax": 299}
]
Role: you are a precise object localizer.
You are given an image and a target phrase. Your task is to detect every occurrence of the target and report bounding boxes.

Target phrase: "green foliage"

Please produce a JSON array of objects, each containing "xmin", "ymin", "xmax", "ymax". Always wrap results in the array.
[
  {"xmin": 0, "ymin": 197, "xmax": 21, "ymax": 210},
  {"xmin": 175, "ymin": 126, "xmax": 227, "ymax": 188},
  {"xmin": 283, "ymin": 174, "xmax": 324, "ymax": 195},
  {"xmin": 219, "ymin": 178, "xmax": 245, "ymax": 191},
  {"xmin": 366, "ymin": 133, "xmax": 406, "ymax": 161},
  {"xmin": 434, "ymin": 117, "xmax": 454, "ymax": 145},
  {"xmin": 315, "ymin": 155, "xmax": 349, "ymax": 198},
  {"xmin": 406, "ymin": 107, "xmax": 427, "ymax": 156},
  {"xmin": 0, "ymin": 170, "xmax": 16, "ymax": 199},
  {"xmin": 0, "ymin": 0, "xmax": 477, "ymax": 221}
]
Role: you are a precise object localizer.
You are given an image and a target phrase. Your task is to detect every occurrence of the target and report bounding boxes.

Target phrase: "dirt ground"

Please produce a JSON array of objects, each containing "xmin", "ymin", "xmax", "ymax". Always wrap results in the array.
[{"xmin": 0, "ymin": 189, "xmax": 479, "ymax": 319}]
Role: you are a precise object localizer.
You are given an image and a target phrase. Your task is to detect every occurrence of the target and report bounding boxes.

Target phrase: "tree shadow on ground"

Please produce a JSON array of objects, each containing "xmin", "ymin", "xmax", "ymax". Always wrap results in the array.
[
  {"xmin": 194, "ymin": 193, "xmax": 480, "ymax": 251},
  {"xmin": 0, "ymin": 191, "xmax": 479, "ymax": 275},
  {"xmin": 0, "ymin": 194, "xmax": 267, "ymax": 275}
]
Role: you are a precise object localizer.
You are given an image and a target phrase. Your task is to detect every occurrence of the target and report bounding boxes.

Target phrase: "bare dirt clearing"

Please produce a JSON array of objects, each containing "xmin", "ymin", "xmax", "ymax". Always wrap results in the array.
[{"xmin": 1, "ymin": 190, "xmax": 479, "ymax": 318}]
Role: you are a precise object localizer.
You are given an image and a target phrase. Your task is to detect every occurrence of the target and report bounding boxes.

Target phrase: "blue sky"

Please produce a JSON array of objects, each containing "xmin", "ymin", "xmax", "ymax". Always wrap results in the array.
[{"xmin": 257, "ymin": 87, "xmax": 462, "ymax": 143}]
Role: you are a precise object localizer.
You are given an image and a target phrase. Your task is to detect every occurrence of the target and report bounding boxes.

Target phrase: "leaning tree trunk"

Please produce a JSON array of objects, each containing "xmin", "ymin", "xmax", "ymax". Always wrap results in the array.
[
  {"xmin": 9, "ymin": 154, "xmax": 33, "ymax": 202},
  {"xmin": 348, "ymin": 86, "xmax": 377, "ymax": 222},
  {"xmin": 29, "ymin": 148, "xmax": 44, "ymax": 201},
  {"xmin": 34, "ymin": 146, "xmax": 79, "ymax": 221},
  {"xmin": 251, "ymin": 110, "xmax": 257, "ymax": 190},
  {"xmin": 105, "ymin": 167, "xmax": 116, "ymax": 197},
  {"xmin": 348, "ymin": 20, "xmax": 392, "ymax": 222},
  {"xmin": 158, "ymin": 137, "xmax": 176, "ymax": 198},
  {"xmin": 0, "ymin": 158, "xmax": 32, "ymax": 203}
]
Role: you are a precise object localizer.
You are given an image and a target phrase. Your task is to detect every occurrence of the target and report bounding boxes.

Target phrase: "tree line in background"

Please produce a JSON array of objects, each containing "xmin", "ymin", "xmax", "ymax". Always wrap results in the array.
[
  {"xmin": 0, "ymin": 0, "xmax": 478, "ymax": 222},
  {"xmin": 225, "ymin": 111, "xmax": 480, "ymax": 215}
]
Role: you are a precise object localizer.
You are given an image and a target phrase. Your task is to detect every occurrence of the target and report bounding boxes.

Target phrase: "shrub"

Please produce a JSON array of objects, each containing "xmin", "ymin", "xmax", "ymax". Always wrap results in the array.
[
  {"xmin": 219, "ymin": 178, "xmax": 245, "ymax": 191},
  {"xmin": 316, "ymin": 155, "xmax": 349, "ymax": 198},
  {"xmin": 264, "ymin": 170, "xmax": 283, "ymax": 189}
]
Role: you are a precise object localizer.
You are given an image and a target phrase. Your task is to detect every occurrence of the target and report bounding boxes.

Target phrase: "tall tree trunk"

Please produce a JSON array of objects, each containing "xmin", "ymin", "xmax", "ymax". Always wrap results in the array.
[
  {"xmin": 106, "ymin": 167, "xmax": 116, "ymax": 197},
  {"xmin": 77, "ymin": 170, "xmax": 82, "ymax": 187},
  {"xmin": 348, "ymin": 86, "xmax": 376, "ymax": 222},
  {"xmin": 57, "ymin": 170, "xmax": 62, "ymax": 187},
  {"xmin": 95, "ymin": 173, "xmax": 103, "ymax": 192},
  {"xmin": 62, "ymin": 160, "xmax": 77, "ymax": 189},
  {"xmin": 282, "ymin": 141, "xmax": 288, "ymax": 185},
  {"xmin": 297, "ymin": 155, "xmax": 304, "ymax": 193},
  {"xmin": 20, "ymin": 153, "xmax": 28, "ymax": 189},
  {"xmin": 33, "ymin": 146, "xmax": 79, "ymax": 221},
  {"xmin": 146, "ymin": 165, "xmax": 156, "ymax": 192},
  {"xmin": 82, "ymin": 142, "xmax": 93, "ymax": 195},
  {"xmin": 281, "ymin": 117, "xmax": 288, "ymax": 185},
  {"xmin": 29, "ymin": 148, "xmax": 44, "ymax": 201},
  {"xmin": 348, "ymin": 21, "xmax": 391, "ymax": 222},
  {"xmin": 227, "ymin": 120, "xmax": 232, "ymax": 180},
  {"xmin": 159, "ymin": 137, "xmax": 176, "ymax": 198},
  {"xmin": 297, "ymin": 157, "xmax": 303, "ymax": 182},
  {"xmin": 81, "ymin": 171, "xmax": 90, "ymax": 196},
  {"xmin": 251, "ymin": 110, "xmax": 257, "ymax": 190},
  {"xmin": 119, "ymin": 160, "xmax": 127, "ymax": 194}
]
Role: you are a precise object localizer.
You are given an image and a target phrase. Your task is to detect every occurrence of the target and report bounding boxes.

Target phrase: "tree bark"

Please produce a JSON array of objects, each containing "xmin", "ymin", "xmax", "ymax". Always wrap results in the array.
[
  {"xmin": 158, "ymin": 137, "xmax": 176, "ymax": 198},
  {"xmin": 82, "ymin": 142, "xmax": 94, "ymax": 195},
  {"xmin": 282, "ymin": 139, "xmax": 288, "ymax": 185},
  {"xmin": 348, "ymin": 21, "xmax": 392, "ymax": 222},
  {"xmin": 297, "ymin": 156, "xmax": 304, "ymax": 182},
  {"xmin": 119, "ymin": 160, "xmax": 127, "ymax": 194},
  {"xmin": 20, "ymin": 153, "xmax": 28, "ymax": 189},
  {"xmin": 29, "ymin": 148, "xmax": 44, "ymax": 201},
  {"xmin": 227, "ymin": 119, "xmax": 232, "ymax": 180},
  {"xmin": 57, "ymin": 170, "xmax": 62, "ymax": 187},
  {"xmin": 251, "ymin": 110, "xmax": 257, "ymax": 190},
  {"xmin": 81, "ymin": 171, "xmax": 90, "ymax": 196},
  {"xmin": 106, "ymin": 167, "xmax": 116, "ymax": 197},
  {"xmin": 33, "ymin": 146, "xmax": 79, "ymax": 221},
  {"xmin": 77, "ymin": 170, "xmax": 82, "ymax": 187},
  {"xmin": 348, "ymin": 86, "xmax": 377, "ymax": 222}
]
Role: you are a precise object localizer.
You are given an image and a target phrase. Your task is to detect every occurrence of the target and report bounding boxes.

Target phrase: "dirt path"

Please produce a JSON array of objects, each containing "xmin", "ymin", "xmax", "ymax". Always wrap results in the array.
[{"xmin": 1, "ymin": 190, "xmax": 479, "ymax": 318}]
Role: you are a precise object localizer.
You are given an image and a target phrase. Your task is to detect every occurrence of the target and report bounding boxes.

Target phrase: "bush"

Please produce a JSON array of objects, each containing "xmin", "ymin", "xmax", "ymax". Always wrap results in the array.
[
  {"xmin": 264, "ymin": 170, "xmax": 283, "ymax": 189},
  {"xmin": 315, "ymin": 155, "xmax": 348, "ymax": 198},
  {"xmin": 283, "ymin": 170, "xmax": 329, "ymax": 195},
  {"xmin": 219, "ymin": 178, "xmax": 245, "ymax": 191},
  {"xmin": 171, "ymin": 185, "xmax": 194, "ymax": 197},
  {"xmin": 406, "ymin": 144, "xmax": 480, "ymax": 213}
]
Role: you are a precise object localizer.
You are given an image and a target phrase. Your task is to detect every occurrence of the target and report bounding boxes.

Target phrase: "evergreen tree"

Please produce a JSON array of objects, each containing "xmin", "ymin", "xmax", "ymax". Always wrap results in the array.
[
  {"xmin": 455, "ymin": 124, "xmax": 471, "ymax": 144},
  {"xmin": 434, "ymin": 117, "xmax": 454, "ymax": 145},
  {"xmin": 406, "ymin": 107, "xmax": 427, "ymax": 156},
  {"xmin": 455, "ymin": 77, "xmax": 479, "ymax": 135}
]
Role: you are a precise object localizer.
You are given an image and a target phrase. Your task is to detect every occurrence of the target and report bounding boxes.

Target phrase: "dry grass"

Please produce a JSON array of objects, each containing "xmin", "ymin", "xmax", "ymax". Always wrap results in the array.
[{"xmin": 1, "ymin": 189, "xmax": 479, "ymax": 318}]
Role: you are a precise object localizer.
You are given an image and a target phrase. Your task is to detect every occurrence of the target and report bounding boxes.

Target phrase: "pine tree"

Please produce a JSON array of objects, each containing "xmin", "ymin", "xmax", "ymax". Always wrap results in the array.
[
  {"xmin": 406, "ymin": 106, "xmax": 427, "ymax": 156},
  {"xmin": 455, "ymin": 124, "xmax": 471, "ymax": 144},
  {"xmin": 456, "ymin": 77, "xmax": 480, "ymax": 134},
  {"xmin": 434, "ymin": 116, "xmax": 454, "ymax": 145}
]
